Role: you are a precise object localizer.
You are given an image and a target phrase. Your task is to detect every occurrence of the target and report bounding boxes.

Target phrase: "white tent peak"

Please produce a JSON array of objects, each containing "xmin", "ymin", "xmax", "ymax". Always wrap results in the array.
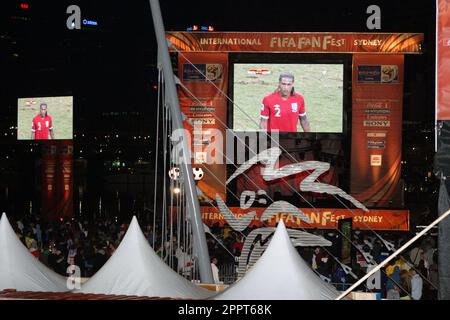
[
  {"xmin": 0, "ymin": 213, "xmax": 68, "ymax": 292},
  {"xmin": 130, "ymin": 215, "xmax": 138, "ymax": 226},
  {"xmin": 269, "ymin": 218, "xmax": 302, "ymax": 258},
  {"xmin": 79, "ymin": 215, "xmax": 212, "ymax": 299},
  {"xmin": 275, "ymin": 218, "xmax": 287, "ymax": 233},
  {"xmin": 214, "ymin": 218, "xmax": 341, "ymax": 300}
]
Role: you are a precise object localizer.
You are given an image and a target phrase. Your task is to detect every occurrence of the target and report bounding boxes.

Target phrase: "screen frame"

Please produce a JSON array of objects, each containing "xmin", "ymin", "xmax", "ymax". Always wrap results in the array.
[
  {"xmin": 17, "ymin": 95, "xmax": 74, "ymax": 141},
  {"xmin": 226, "ymin": 53, "xmax": 353, "ymax": 205},
  {"xmin": 228, "ymin": 53, "xmax": 352, "ymax": 139}
]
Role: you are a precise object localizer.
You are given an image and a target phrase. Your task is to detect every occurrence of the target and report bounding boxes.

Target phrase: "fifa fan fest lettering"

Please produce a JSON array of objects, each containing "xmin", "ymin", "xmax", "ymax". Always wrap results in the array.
[
  {"xmin": 201, "ymin": 209, "xmax": 388, "ymax": 228},
  {"xmin": 269, "ymin": 36, "xmax": 346, "ymax": 50}
]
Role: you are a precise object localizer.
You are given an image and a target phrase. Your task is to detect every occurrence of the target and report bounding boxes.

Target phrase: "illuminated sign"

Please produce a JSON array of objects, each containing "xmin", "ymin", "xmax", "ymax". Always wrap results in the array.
[
  {"xmin": 66, "ymin": 5, "xmax": 99, "ymax": 30},
  {"xmin": 370, "ymin": 155, "xmax": 382, "ymax": 166},
  {"xmin": 367, "ymin": 132, "xmax": 387, "ymax": 138},
  {"xmin": 82, "ymin": 19, "xmax": 98, "ymax": 26}
]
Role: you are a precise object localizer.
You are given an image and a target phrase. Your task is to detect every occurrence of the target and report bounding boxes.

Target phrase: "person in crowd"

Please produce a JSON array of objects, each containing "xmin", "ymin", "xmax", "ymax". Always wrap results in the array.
[
  {"xmin": 48, "ymin": 248, "xmax": 66, "ymax": 275},
  {"xmin": 386, "ymin": 284, "xmax": 401, "ymax": 300},
  {"xmin": 399, "ymin": 269, "xmax": 412, "ymax": 299},
  {"xmin": 232, "ymin": 234, "xmax": 244, "ymax": 256},
  {"xmin": 317, "ymin": 252, "xmax": 332, "ymax": 280},
  {"xmin": 409, "ymin": 246, "xmax": 424, "ymax": 267},
  {"xmin": 92, "ymin": 243, "xmax": 108, "ymax": 273},
  {"xmin": 332, "ymin": 264, "xmax": 348, "ymax": 291},
  {"xmin": 211, "ymin": 257, "xmax": 221, "ymax": 284},
  {"xmin": 67, "ymin": 245, "xmax": 77, "ymax": 266},
  {"xmin": 385, "ymin": 263, "xmax": 401, "ymax": 293},
  {"xmin": 409, "ymin": 269, "xmax": 423, "ymax": 300},
  {"xmin": 28, "ymin": 237, "xmax": 40, "ymax": 258},
  {"xmin": 39, "ymin": 245, "xmax": 51, "ymax": 267},
  {"xmin": 17, "ymin": 219, "xmax": 24, "ymax": 234},
  {"xmin": 312, "ymin": 247, "xmax": 323, "ymax": 270},
  {"xmin": 428, "ymin": 250, "xmax": 439, "ymax": 299}
]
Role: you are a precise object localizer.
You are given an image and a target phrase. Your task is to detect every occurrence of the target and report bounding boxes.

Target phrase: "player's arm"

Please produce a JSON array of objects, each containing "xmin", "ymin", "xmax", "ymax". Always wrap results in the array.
[
  {"xmin": 260, "ymin": 117, "xmax": 268, "ymax": 130},
  {"xmin": 49, "ymin": 117, "xmax": 54, "ymax": 139},
  {"xmin": 299, "ymin": 114, "xmax": 310, "ymax": 132},
  {"xmin": 260, "ymin": 100, "xmax": 270, "ymax": 131},
  {"xmin": 31, "ymin": 120, "xmax": 36, "ymax": 139},
  {"xmin": 298, "ymin": 98, "xmax": 310, "ymax": 132}
]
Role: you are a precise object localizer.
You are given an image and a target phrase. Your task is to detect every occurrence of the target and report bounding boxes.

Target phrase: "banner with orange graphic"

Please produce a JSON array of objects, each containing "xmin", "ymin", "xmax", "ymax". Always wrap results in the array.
[
  {"xmin": 350, "ymin": 55, "xmax": 404, "ymax": 207},
  {"xmin": 41, "ymin": 142, "xmax": 57, "ymax": 220},
  {"xmin": 41, "ymin": 141, "xmax": 73, "ymax": 220},
  {"xmin": 177, "ymin": 53, "xmax": 228, "ymax": 201},
  {"xmin": 200, "ymin": 206, "xmax": 409, "ymax": 231},
  {"xmin": 167, "ymin": 32, "xmax": 422, "ymax": 54},
  {"xmin": 437, "ymin": 0, "xmax": 450, "ymax": 120},
  {"xmin": 56, "ymin": 141, "xmax": 73, "ymax": 218}
]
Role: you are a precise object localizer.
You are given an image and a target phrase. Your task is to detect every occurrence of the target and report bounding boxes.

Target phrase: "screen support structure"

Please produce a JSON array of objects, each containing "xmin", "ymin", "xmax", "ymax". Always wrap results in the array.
[{"xmin": 149, "ymin": 0, "xmax": 214, "ymax": 283}]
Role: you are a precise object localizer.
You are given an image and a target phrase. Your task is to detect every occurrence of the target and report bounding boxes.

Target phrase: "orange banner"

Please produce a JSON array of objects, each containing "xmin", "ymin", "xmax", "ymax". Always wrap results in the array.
[
  {"xmin": 437, "ymin": 0, "xmax": 450, "ymax": 120},
  {"xmin": 56, "ymin": 141, "xmax": 73, "ymax": 218},
  {"xmin": 167, "ymin": 32, "xmax": 423, "ymax": 54},
  {"xmin": 350, "ymin": 55, "xmax": 404, "ymax": 207},
  {"xmin": 41, "ymin": 141, "xmax": 73, "ymax": 220},
  {"xmin": 201, "ymin": 206, "xmax": 409, "ymax": 231},
  {"xmin": 177, "ymin": 53, "xmax": 228, "ymax": 201},
  {"xmin": 41, "ymin": 142, "xmax": 57, "ymax": 220}
]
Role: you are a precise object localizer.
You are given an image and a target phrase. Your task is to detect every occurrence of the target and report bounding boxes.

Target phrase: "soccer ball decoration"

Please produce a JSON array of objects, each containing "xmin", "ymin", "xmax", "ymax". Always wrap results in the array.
[
  {"xmin": 168, "ymin": 167, "xmax": 180, "ymax": 180},
  {"xmin": 192, "ymin": 167, "xmax": 204, "ymax": 181},
  {"xmin": 169, "ymin": 167, "xmax": 204, "ymax": 181}
]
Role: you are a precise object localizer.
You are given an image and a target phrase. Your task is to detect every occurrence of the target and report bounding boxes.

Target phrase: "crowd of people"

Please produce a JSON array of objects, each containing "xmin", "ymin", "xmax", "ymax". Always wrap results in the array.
[
  {"xmin": 9, "ymin": 215, "xmax": 222, "ymax": 281},
  {"xmin": 298, "ymin": 232, "xmax": 439, "ymax": 300},
  {"xmin": 10, "ymin": 215, "xmax": 136, "ymax": 278},
  {"xmin": 6, "ymin": 215, "xmax": 439, "ymax": 299}
]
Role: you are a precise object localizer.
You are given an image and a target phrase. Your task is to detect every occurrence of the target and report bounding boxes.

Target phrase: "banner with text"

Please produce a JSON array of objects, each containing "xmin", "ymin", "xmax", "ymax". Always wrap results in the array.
[
  {"xmin": 177, "ymin": 53, "xmax": 228, "ymax": 201},
  {"xmin": 200, "ymin": 206, "xmax": 409, "ymax": 231},
  {"xmin": 350, "ymin": 55, "xmax": 404, "ymax": 207},
  {"xmin": 167, "ymin": 32, "xmax": 423, "ymax": 54}
]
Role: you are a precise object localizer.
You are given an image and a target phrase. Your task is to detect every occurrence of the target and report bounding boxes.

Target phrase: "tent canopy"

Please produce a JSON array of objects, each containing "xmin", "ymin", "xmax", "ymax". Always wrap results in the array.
[
  {"xmin": 214, "ymin": 219, "xmax": 341, "ymax": 300},
  {"xmin": 0, "ymin": 213, "xmax": 68, "ymax": 292},
  {"xmin": 79, "ymin": 216, "xmax": 212, "ymax": 299}
]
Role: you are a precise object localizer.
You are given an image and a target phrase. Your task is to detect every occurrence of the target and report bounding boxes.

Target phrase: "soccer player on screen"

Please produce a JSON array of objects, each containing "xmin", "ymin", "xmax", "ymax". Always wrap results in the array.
[
  {"xmin": 31, "ymin": 103, "xmax": 55, "ymax": 140},
  {"xmin": 259, "ymin": 72, "xmax": 311, "ymax": 132}
]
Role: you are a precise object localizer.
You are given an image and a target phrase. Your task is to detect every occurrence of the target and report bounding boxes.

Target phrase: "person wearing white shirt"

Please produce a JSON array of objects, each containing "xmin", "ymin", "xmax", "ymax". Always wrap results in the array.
[
  {"xmin": 410, "ymin": 270, "xmax": 423, "ymax": 300},
  {"xmin": 211, "ymin": 257, "xmax": 220, "ymax": 284}
]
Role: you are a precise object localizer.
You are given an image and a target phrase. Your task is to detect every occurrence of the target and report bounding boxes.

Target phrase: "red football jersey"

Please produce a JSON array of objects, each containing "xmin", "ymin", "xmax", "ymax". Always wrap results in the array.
[
  {"xmin": 32, "ymin": 115, "xmax": 53, "ymax": 140},
  {"xmin": 260, "ymin": 92, "xmax": 306, "ymax": 132}
]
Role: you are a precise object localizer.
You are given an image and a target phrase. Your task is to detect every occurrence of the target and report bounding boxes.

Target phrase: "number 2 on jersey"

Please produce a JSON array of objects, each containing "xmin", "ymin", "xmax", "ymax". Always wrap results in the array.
[{"xmin": 274, "ymin": 104, "xmax": 281, "ymax": 117}]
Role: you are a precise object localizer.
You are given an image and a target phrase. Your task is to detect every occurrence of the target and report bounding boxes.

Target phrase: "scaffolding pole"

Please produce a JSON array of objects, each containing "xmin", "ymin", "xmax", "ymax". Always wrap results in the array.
[{"xmin": 149, "ymin": 0, "xmax": 213, "ymax": 283}]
